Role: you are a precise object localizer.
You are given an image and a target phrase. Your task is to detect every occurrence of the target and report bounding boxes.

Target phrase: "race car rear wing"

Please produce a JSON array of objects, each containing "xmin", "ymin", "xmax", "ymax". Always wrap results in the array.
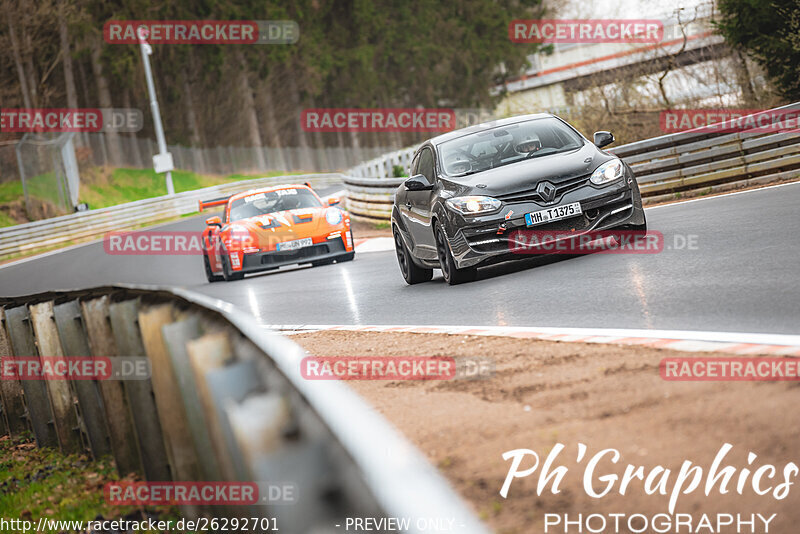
[{"xmin": 198, "ymin": 195, "xmax": 229, "ymax": 212}]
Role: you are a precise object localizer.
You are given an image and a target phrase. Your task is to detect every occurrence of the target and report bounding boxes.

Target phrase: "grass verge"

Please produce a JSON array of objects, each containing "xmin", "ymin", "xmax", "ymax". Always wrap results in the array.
[{"xmin": 0, "ymin": 433, "xmax": 179, "ymax": 533}]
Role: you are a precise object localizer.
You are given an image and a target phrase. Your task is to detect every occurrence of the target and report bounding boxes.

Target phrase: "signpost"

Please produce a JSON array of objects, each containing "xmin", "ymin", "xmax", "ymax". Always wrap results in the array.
[{"xmin": 137, "ymin": 26, "xmax": 174, "ymax": 195}]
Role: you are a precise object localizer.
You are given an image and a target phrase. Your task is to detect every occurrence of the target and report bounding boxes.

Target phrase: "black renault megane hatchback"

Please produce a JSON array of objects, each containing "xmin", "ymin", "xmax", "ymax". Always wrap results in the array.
[{"xmin": 391, "ymin": 113, "xmax": 647, "ymax": 285}]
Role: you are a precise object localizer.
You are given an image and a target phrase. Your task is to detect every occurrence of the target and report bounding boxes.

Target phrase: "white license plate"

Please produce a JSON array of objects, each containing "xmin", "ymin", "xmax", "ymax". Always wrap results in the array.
[
  {"xmin": 277, "ymin": 237, "xmax": 312, "ymax": 251},
  {"xmin": 525, "ymin": 202, "xmax": 583, "ymax": 227}
]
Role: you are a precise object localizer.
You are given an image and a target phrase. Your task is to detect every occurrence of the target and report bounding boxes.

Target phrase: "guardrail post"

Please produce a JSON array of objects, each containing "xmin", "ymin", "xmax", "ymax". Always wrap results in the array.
[
  {"xmin": 137, "ymin": 303, "xmax": 203, "ymax": 485},
  {"xmin": 80, "ymin": 296, "xmax": 142, "ymax": 477},
  {"xmin": 28, "ymin": 301, "xmax": 84, "ymax": 454},
  {"xmin": 161, "ymin": 316, "xmax": 223, "ymax": 481},
  {"xmin": 108, "ymin": 298, "xmax": 172, "ymax": 481},
  {"xmin": 52, "ymin": 300, "xmax": 111, "ymax": 458},
  {"xmin": 185, "ymin": 332, "xmax": 237, "ymax": 479},
  {"xmin": 3, "ymin": 306, "xmax": 58, "ymax": 448},
  {"xmin": 202, "ymin": 360, "xmax": 263, "ymax": 482},
  {"xmin": 0, "ymin": 308, "xmax": 28, "ymax": 436}
]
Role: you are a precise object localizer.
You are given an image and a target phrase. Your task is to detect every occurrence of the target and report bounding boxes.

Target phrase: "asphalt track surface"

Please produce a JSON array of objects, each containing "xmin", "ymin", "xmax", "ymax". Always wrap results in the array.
[{"xmin": 1, "ymin": 182, "xmax": 799, "ymax": 335}]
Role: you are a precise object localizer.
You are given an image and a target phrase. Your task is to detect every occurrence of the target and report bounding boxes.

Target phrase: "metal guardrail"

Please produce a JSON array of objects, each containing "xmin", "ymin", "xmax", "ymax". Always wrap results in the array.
[
  {"xmin": 0, "ymin": 173, "xmax": 345, "ymax": 260},
  {"xmin": 344, "ymin": 103, "xmax": 800, "ymax": 222},
  {"xmin": 0, "ymin": 285, "xmax": 489, "ymax": 534}
]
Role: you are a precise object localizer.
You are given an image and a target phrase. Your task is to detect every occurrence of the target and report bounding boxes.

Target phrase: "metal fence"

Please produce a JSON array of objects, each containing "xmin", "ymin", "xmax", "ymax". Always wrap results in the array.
[
  {"xmin": 0, "ymin": 173, "xmax": 344, "ymax": 260},
  {"xmin": 0, "ymin": 285, "xmax": 488, "ymax": 533},
  {"xmin": 0, "ymin": 133, "xmax": 396, "ymax": 184},
  {"xmin": 344, "ymin": 103, "xmax": 800, "ymax": 221}
]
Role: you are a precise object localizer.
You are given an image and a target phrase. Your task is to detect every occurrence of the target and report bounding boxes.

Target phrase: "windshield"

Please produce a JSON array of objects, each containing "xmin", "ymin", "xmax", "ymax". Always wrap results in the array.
[
  {"xmin": 438, "ymin": 117, "xmax": 585, "ymax": 177},
  {"xmin": 228, "ymin": 188, "xmax": 321, "ymax": 222}
]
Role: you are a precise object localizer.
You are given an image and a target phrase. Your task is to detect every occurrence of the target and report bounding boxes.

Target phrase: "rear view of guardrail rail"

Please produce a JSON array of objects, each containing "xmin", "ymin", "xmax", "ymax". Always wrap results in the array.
[
  {"xmin": 0, "ymin": 173, "xmax": 344, "ymax": 261},
  {"xmin": 344, "ymin": 103, "xmax": 800, "ymax": 222},
  {"xmin": 0, "ymin": 286, "xmax": 488, "ymax": 534}
]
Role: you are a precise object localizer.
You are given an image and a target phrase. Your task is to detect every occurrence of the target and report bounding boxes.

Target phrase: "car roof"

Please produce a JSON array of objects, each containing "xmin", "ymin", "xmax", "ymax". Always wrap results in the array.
[
  {"xmin": 228, "ymin": 183, "xmax": 313, "ymax": 203},
  {"xmin": 428, "ymin": 112, "xmax": 556, "ymax": 147}
]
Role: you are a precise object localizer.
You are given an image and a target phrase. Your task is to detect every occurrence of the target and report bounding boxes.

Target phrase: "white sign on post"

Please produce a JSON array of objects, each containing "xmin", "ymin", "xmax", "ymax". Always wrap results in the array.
[{"xmin": 153, "ymin": 152, "xmax": 174, "ymax": 174}]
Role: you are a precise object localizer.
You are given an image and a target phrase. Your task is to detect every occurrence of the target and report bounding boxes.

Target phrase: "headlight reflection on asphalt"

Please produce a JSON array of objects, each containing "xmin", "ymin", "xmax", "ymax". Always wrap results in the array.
[
  {"xmin": 339, "ymin": 265, "xmax": 361, "ymax": 324},
  {"xmin": 246, "ymin": 286, "xmax": 264, "ymax": 322}
]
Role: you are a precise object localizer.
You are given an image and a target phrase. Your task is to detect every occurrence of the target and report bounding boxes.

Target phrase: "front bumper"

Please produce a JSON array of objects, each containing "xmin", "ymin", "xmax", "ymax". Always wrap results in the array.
[
  {"xmin": 446, "ymin": 179, "xmax": 646, "ymax": 268},
  {"xmin": 237, "ymin": 238, "xmax": 349, "ymax": 273}
]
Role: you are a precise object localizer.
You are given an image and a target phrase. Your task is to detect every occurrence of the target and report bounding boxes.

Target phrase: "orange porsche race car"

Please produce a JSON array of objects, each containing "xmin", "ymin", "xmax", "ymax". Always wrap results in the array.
[{"xmin": 199, "ymin": 183, "xmax": 354, "ymax": 282}]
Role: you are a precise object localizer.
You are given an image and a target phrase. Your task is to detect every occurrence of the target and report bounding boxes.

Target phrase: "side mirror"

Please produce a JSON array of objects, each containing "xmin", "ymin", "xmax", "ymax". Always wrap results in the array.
[
  {"xmin": 206, "ymin": 216, "xmax": 222, "ymax": 227},
  {"xmin": 404, "ymin": 174, "xmax": 434, "ymax": 191},
  {"xmin": 593, "ymin": 131, "xmax": 615, "ymax": 149},
  {"xmin": 327, "ymin": 196, "xmax": 341, "ymax": 206}
]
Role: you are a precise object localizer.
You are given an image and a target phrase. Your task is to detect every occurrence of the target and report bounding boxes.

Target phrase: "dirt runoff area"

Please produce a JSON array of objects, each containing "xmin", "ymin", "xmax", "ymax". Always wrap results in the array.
[{"xmin": 292, "ymin": 331, "xmax": 800, "ymax": 534}]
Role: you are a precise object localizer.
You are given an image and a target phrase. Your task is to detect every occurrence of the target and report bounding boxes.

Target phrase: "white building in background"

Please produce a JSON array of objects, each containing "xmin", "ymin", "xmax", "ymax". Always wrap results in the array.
[{"xmin": 493, "ymin": 3, "xmax": 756, "ymax": 116}]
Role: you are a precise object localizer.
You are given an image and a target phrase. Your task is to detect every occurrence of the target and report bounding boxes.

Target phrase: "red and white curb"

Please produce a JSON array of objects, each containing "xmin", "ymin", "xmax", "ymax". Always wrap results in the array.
[{"xmin": 263, "ymin": 324, "xmax": 800, "ymax": 356}]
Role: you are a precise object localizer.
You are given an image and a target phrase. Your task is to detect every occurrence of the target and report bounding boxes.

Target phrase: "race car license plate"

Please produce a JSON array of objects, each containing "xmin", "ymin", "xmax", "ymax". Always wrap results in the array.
[
  {"xmin": 277, "ymin": 237, "xmax": 312, "ymax": 251},
  {"xmin": 525, "ymin": 202, "xmax": 583, "ymax": 227}
]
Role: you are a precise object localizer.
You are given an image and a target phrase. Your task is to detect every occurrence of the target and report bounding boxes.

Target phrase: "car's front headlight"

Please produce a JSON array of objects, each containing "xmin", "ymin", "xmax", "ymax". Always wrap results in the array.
[
  {"xmin": 445, "ymin": 196, "xmax": 502, "ymax": 215},
  {"xmin": 325, "ymin": 207, "xmax": 343, "ymax": 225},
  {"xmin": 590, "ymin": 158, "xmax": 625, "ymax": 185},
  {"xmin": 223, "ymin": 226, "xmax": 256, "ymax": 250}
]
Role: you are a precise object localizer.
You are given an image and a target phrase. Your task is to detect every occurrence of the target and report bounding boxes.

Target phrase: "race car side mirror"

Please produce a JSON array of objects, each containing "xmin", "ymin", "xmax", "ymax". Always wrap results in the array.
[
  {"xmin": 593, "ymin": 131, "xmax": 615, "ymax": 148},
  {"xmin": 327, "ymin": 196, "xmax": 341, "ymax": 206},
  {"xmin": 404, "ymin": 174, "xmax": 434, "ymax": 191},
  {"xmin": 206, "ymin": 216, "xmax": 222, "ymax": 227}
]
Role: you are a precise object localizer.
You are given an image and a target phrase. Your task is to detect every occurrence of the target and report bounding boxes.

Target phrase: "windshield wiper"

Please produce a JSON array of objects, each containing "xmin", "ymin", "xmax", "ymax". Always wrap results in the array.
[
  {"xmin": 450, "ymin": 169, "xmax": 483, "ymax": 177},
  {"xmin": 524, "ymin": 145, "xmax": 580, "ymax": 160}
]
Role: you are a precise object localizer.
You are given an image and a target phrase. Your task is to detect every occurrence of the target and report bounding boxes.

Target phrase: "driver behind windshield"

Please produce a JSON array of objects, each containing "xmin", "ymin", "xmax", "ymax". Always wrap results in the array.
[
  {"xmin": 439, "ymin": 117, "xmax": 584, "ymax": 176},
  {"xmin": 229, "ymin": 189, "xmax": 321, "ymax": 222}
]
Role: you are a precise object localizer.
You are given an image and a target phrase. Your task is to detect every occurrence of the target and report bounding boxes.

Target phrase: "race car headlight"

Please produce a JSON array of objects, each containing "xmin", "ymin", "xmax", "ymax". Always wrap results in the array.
[
  {"xmin": 325, "ymin": 208, "xmax": 343, "ymax": 225},
  {"xmin": 223, "ymin": 226, "xmax": 255, "ymax": 249},
  {"xmin": 445, "ymin": 196, "xmax": 501, "ymax": 215},
  {"xmin": 591, "ymin": 158, "xmax": 624, "ymax": 185}
]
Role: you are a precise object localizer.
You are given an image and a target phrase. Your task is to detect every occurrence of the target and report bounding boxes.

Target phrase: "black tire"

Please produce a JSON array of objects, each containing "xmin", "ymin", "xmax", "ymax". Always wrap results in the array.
[
  {"xmin": 631, "ymin": 217, "xmax": 647, "ymax": 234},
  {"xmin": 435, "ymin": 224, "xmax": 477, "ymax": 285},
  {"xmin": 221, "ymin": 254, "xmax": 245, "ymax": 281},
  {"xmin": 393, "ymin": 226, "xmax": 432, "ymax": 285},
  {"xmin": 203, "ymin": 253, "xmax": 224, "ymax": 283}
]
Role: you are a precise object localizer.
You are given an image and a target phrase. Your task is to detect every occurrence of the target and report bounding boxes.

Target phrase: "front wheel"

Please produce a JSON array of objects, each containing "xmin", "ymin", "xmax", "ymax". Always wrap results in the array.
[
  {"xmin": 221, "ymin": 254, "xmax": 244, "ymax": 281},
  {"xmin": 393, "ymin": 227, "xmax": 432, "ymax": 285},
  {"xmin": 435, "ymin": 224, "xmax": 477, "ymax": 285},
  {"xmin": 203, "ymin": 253, "xmax": 224, "ymax": 283}
]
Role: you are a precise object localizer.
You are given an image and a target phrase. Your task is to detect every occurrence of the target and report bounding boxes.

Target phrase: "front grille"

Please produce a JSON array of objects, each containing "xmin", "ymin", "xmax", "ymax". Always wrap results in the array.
[
  {"xmin": 463, "ymin": 196, "xmax": 633, "ymax": 254},
  {"xmin": 495, "ymin": 174, "xmax": 590, "ymax": 204},
  {"xmin": 260, "ymin": 243, "xmax": 330, "ymax": 265}
]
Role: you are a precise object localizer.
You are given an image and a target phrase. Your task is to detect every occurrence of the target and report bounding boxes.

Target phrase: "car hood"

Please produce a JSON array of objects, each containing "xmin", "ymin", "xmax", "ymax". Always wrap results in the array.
[
  {"xmin": 226, "ymin": 207, "xmax": 337, "ymax": 248},
  {"xmin": 442, "ymin": 143, "xmax": 612, "ymax": 197}
]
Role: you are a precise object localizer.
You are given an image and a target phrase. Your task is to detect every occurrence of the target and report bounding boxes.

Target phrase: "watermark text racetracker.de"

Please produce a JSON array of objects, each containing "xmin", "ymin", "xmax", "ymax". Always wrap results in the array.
[
  {"xmin": 104, "ymin": 20, "xmax": 298, "ymax": 45},
  {"xmin": 0, "ymin": 108, "xmax": 143, "ymax": 133},
  {"xmin": 302, "ymin": 108, "xmax": 456, "ymax": 132},
  {"xmin": 301, "ymin": 356, "xmax": 495, "ymax": 380},
  {"xmin": 661, "ymin": 358, "xmax": 800, "ymax": 381},
  {"xmin": 508, "ymin": 230, "xmax": 699, "ymax": 255},
  {"xmin": 1, "ymin": 356, "xmax": 150, "ymax": 381},
  {"xmin": 509, "ymin": 19, "xmax": 664, "ymax": 43},
  {"xmin": 660, "ymin": 108, "xmax": 800, "ymax": 134},
  {"xmin": 104, "ymin": 231, "xmax": 210, "ymax": 255}
]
